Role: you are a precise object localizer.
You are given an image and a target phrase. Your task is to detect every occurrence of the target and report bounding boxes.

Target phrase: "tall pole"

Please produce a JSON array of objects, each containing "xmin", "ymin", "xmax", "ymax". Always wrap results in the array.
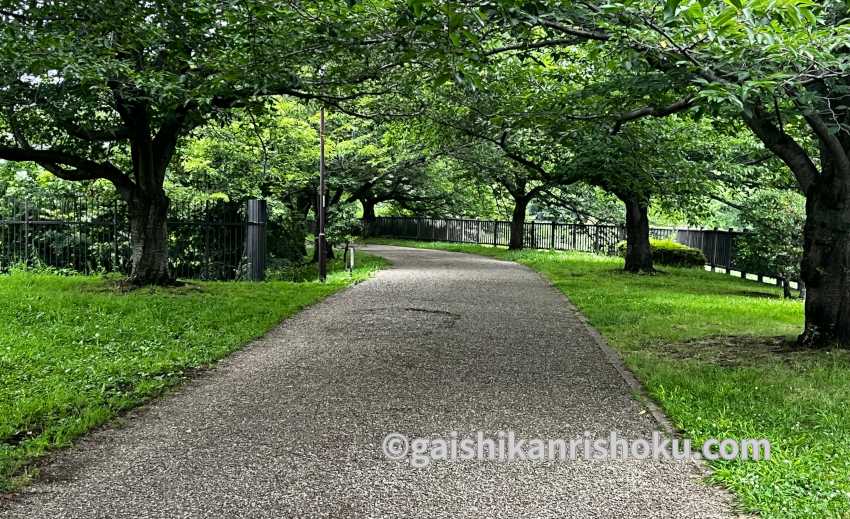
[{"xmin": 317, "ymin": 106, "xmax": 327, "ymax": 282}]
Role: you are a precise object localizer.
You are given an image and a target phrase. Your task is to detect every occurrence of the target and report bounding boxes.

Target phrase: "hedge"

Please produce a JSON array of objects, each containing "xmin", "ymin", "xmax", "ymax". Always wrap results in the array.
[{"xmin": 615, "ymin": 238, "xmax": 706, "ymax": 268}]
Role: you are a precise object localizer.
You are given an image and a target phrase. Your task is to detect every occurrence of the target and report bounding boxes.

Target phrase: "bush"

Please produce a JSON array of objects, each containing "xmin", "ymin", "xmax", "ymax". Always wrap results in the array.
[
  {"xmin": 268, "ymin": 216, "xmax": 308, "ymax": 264},
  {"xmin": 616, "ymin": 238, "xmax": 706, "ymax": 268}
]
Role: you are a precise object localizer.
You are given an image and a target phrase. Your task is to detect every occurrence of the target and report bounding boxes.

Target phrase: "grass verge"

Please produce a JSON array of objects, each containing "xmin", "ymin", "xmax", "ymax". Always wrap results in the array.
[
  {"xmin": 0, "ymin": 252, "xmax": 387, "ymax": 491},
  {"xmin": 365, "ymin": 239, "xmax": 848, "ymax": 519}
]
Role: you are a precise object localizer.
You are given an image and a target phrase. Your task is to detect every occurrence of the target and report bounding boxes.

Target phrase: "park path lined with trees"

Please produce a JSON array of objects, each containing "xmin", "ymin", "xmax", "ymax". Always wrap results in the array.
[
  {"xmin": 0, "ymin": 245, "xmax": 735, "ymax": 518},
  {"xmin": 0, "ymin": 0, "xmax": 845, "ymax": 347}
]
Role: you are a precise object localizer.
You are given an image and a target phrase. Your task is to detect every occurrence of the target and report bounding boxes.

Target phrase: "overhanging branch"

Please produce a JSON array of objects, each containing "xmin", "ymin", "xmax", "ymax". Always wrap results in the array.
[
  {"xmin": 0, "ymin": 145, "xmax": 133, "ymax": 192},
  {"xmin": 610, "ymin": 96, "xmax": 696, "ymax": 134},
  {"xmin": 741, "ymin": 103, "xmax": 818, "ymax": 193}
]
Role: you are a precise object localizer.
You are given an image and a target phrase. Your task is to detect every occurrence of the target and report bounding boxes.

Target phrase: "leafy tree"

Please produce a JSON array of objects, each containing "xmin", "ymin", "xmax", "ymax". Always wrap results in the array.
[
  {"xmin": 456, "ymin": 0, "xmax": 850, "ymax": 344},
  {"xmin": 322, "ymin": 119, "xmax": 467, "ymax": 225},
  {"xmin": 412, "ymin": 54, "xmax": 724, "ymax": 268},
  {"xmin": 0, "ymin": 1, "xmax": 417, "ymax": 284},
  {"xmin": 172, "ymin": 100, "xmax": 323, "ymax": 262}
]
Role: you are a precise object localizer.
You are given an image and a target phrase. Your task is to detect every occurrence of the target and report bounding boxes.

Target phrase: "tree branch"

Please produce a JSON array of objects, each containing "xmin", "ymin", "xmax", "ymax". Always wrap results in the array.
[
  {"xmin": 486, "ymin": 39, "xmax": 583, "ymax": 56},
  {"xmin": 0, "ymin": 146, "xmax": 133, "ymax": 193},
  {"xmin": 537, "ymin": 19, "xmax": 610, "ymax": 42},
  {"xmin": 58, "ymin": 120, "xmax": 130, "ymax": 142},
  {"xmin": 741, "ymin": 104, "xmax": 818, "ymax": 193},
  {"xmin": 610, "ymin": 96, "xmax": 696, "ymax": 134},
  {"xmin": 799, "ymin": 106, "xmax": 850, "ymax": 179}
]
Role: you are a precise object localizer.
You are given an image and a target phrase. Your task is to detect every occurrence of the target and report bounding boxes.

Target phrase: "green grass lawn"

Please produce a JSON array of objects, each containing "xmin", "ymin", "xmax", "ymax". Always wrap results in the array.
[
  {"xmin": 366, "ymin": 239, "xmax": 850, "ymax": 519},
  {"xmin": 0, "ymin": 252, "xmax": 387, "ymax": 491}
]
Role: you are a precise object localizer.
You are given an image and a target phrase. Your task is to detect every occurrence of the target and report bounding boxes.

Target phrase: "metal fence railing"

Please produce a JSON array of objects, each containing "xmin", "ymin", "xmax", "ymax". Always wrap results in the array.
[
  {"xmin": 0, "ymin": 196, "xmax": 269, "ymax": 281},
  {"xmin": 365, "ymin": 216, "xmax": 797, "ymax": 288}
]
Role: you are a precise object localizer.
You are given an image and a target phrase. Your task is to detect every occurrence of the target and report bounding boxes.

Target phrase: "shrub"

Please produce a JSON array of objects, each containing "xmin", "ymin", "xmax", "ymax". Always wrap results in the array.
[{"xmin": 616, "ymin": 238, "xmax": 706, "ymax": 268}]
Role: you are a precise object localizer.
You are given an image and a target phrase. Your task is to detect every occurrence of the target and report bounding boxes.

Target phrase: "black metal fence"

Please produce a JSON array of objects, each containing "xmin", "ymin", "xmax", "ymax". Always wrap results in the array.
[
  {"xmin": 0, "ymin": 196, "xmax": 268, "ymax": 280},
  {"xmin": 365, "ymin": 216, "xmax": 792, "ymax": 286}
]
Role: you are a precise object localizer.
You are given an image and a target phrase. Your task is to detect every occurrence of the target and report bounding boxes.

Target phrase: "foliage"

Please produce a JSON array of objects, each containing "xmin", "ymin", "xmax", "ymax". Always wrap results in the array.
[
  {"xmin": 323, "ymin": 203, "xmax": 363, "ymax": 248},
  {"xmin": 0, "ymin": 1, "xmax": 449, "ymax": 282},
  {"xmin": 0, "ymin": 0, "xmax": 420, "ymax": 186},
  {"xmin": 735, "ymin": 190, "xmax": 805, "ymax": 285},
  {"xmin": 531, "ymin": 184, "xmax": 625, "ymax": 224},
  {"xmin": 267, "ymin": 215, "xmax": 309, "ymax": 265},
  {"xmin": 616, "ymin": 238, "xmax": 706, "ymax": 268},
  {"xmin": 401, "ymin": 52, "xmax": 747, "ymax": 229},
  {"xmin": 0, "ymin": 162, "xmax": 114, "ymax": 202}
]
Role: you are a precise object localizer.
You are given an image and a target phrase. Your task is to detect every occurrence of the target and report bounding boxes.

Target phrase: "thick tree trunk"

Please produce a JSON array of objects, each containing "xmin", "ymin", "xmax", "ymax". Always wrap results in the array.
[
  {"xmin": 622, "ymin": 195, "xmax": 654, "ymax": 273},
  {"xmin": 361, "ymin": 199, "xmax": 376, "ymax": 238},
  {"xmin": 508, "ymin": 197, "xmax": 528, "ymax": 250},
  {"xmin": 126, "ymin": 188, "xmax": 172, "ymax": 285},
  {"xmin": 362, "ymin": 199, "xmax": 376, "ymax": 222},
  {"xmin": 798, "ymin": 181, "xmax": 850, "ymax": 347},
  {"xmin": 741, "ymin": 99, "xmax": 850, "ymax": 347}
]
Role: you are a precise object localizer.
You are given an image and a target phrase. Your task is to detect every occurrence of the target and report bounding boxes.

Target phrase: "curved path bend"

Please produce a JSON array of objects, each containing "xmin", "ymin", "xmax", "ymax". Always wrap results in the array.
[{"xmin": 2, "ymin": 245, "xmax": 737, "ymax": 518}]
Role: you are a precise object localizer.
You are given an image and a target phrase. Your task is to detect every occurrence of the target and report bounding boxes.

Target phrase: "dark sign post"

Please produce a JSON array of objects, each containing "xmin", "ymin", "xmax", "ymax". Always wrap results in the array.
[{"xmin": 317, "ymin": 106, "xmax": 327, "ymax": 282}]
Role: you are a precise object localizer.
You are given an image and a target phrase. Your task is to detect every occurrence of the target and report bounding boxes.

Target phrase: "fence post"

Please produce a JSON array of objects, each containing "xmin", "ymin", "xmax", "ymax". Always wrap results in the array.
[
  {"xmin": 550, "ymin": 221, "xmax": 556, "ymax": 250},
  {"xmin": 245, "ymin": 199, "xmax": 267, "ymax": 281},
  {"xmin": 112, "ymin": 201, "xmax": 119, "ymax": 272},
  {"xmin": 711, "ymin": 227, "xmax": 718, "ymax": 272},
  {"xmin": 726, "ymin": 228, "xmax": 733, "ymax": 274},
  {"xmin": 23, "ymin": 200, "xmax": 29, "ymax": 268},
  {"xmin": 203, "ymin": 201, "xmax": 211, "ymax": 279},
  {"xmin": 594, "ymin": 225, "xmax": 601, "ymax": 253}
]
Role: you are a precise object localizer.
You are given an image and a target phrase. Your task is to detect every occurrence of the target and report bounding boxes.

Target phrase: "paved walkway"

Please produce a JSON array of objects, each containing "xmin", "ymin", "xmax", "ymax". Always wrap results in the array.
[{"xmin": 2, "ymin": 245, "xmax": 736, "ymax": 518}]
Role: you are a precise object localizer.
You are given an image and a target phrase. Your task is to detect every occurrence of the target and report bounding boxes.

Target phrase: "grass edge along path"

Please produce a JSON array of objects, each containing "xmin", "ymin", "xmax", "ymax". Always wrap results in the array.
[
  {"xmin": 364, "ymin": 239, "xmax": 850, "ymax": 519},
  {"xmin": 0, "ymin": 253, "xmax": 388, "ymax": 492}
]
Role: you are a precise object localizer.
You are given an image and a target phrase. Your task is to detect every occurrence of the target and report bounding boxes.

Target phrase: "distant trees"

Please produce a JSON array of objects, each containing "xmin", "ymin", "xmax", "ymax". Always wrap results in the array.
[
  {"xmin": 175, "ymin": 100, "xmax": 481, "ymax": 257},
  {"xmin": 406, "ymin": 56, "xmax": 724, "ymax": 268}
]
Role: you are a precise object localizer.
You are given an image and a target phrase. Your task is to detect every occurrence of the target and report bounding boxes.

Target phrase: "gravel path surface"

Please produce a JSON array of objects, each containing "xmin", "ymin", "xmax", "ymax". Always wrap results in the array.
[{"xmin": 2, "ymin": 245, "xmax": 737, "ymax": 518}]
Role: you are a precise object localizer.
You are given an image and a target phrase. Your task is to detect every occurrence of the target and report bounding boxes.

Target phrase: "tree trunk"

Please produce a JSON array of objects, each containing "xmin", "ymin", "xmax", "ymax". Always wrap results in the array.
[
  {"xmin": 126, "ymin": 188, "xmax": 172, "ymax": 285},
  {"xmin": 741, "ymin": 99, "xmax": 850, "ymax": 347},
  {"xmin": 622, "ymin": 195, "xmax": 654, "ymax": 273},
  {"xmin": 509, "ymin": 197, "xmax": 528, "ymax": 250},
  {"xmin": 797, "ymin": 181, "xmax": 850, "ymax": 346},
  {"xmin": 781, "ymin": 277, "xmax": 792, "ymax": 299},
  {"xmin": 362, "ymin": 199, "xmax": 376, "ymax": 222},
  {"xmin": 361, "ymin": 199, "xmax": 376, "ymax": 238}
]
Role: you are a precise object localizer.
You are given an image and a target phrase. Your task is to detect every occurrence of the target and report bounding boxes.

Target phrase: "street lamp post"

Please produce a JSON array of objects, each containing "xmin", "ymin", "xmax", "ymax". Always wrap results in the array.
[{"xmin": 317, "ymin": 106, "xmax": 327, "ymax": 282}]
